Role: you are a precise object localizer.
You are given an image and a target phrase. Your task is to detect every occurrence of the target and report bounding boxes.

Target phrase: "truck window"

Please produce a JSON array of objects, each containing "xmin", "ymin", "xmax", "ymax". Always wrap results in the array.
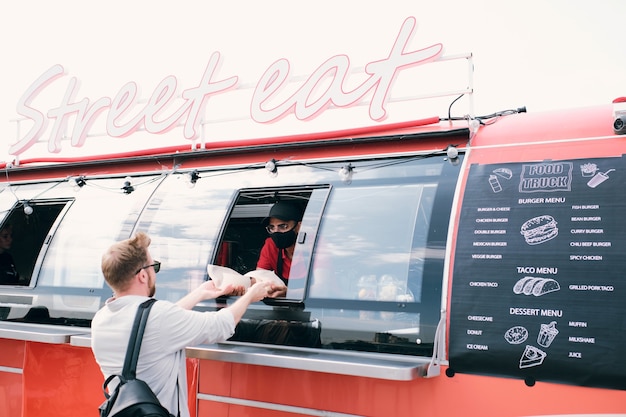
[
  {"xmin": 0, "ymin": 175, "xmax": 164, "ymax": 325},
  {"xmin": 130, "ymin": 153, "xmax": 461, "ymax": 355},
  {"xmin": 302, "ymin": 155, "xmax": 460, "ymax": 357},
  {"xmin": 0, "ymin": 200, "xmax": 69, "ymax": 287},
  {"xmin": 308, "ymin": 183, "xmax": 434, "ymax": 301},
  {"xmin": 215, "ymin": 186, "xmax": 329, "ymax": 301}
]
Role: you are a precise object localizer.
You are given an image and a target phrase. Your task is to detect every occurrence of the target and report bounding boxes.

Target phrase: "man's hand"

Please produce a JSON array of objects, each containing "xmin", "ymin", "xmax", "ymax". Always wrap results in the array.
[
  {"xmin": 176, "ymin": 280, "xmax": 246, "ymax": 309},
  {"xmin": 248, "ymin": 277, "xmax": 286, "ymax": 298},
  {"xmin": 198, "ymin": 280, "xmax": 248, "ymax": 298}
]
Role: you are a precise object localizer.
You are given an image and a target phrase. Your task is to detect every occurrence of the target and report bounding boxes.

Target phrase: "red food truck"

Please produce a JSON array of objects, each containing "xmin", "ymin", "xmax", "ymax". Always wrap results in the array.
[{"xmin": 1, "ymin": 99, "xmax": 626, "ymax": 417}]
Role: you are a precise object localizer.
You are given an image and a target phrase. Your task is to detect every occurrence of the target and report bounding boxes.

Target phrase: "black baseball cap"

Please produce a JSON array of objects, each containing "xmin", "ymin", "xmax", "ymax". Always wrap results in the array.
[{"xmin": 262, "ymin": 201, "xmax": 303, "ymax": 226}]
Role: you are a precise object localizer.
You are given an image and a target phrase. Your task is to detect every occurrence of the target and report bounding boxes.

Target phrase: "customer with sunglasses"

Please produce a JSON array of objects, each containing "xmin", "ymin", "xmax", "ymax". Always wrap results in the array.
[{"xmin": 91, "ymin": 231, "xmax": 271, "ymax": 417}]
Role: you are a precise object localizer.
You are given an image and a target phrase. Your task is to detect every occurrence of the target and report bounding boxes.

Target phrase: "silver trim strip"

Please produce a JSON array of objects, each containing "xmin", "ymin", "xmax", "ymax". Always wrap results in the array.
[
  {"xmin": 0, "ymin": 365, "xmax": 22, "ymax": 374},
  {"xmin": 0, "ymin": 322, "xmax": 87, "ymax": 343},
  {"xmin": 187, "ymin": 341, "xmax": 430, "ymax": 381},
  {"xmin": 197, "ymin": 393, "xmax": 364, "ymax": 417},
  {"xmin": 70, "ymin": 333, "xmax": 92, "ymax": 347}
]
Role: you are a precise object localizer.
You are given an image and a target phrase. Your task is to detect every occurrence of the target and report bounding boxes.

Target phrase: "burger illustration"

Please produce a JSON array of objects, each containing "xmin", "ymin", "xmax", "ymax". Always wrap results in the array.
[{"xmin": 520, "ymin": 215, "xmax": 558, "ymax": 245}]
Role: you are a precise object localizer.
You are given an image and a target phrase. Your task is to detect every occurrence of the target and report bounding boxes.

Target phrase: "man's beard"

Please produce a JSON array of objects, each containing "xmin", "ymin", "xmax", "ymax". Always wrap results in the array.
[{"xmin": 148, "ymin": 278, "xmax": 156, "ymax": 297}]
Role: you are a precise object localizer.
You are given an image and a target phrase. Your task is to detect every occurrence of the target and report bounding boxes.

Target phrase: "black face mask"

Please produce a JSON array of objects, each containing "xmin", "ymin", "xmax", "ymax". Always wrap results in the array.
[{"xmin": 270, "ymin": 228, "xmax": 297, "ymax": 249}]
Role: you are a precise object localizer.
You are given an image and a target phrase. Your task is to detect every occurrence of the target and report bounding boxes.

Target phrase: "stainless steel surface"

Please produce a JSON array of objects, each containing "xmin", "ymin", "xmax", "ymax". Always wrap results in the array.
[
  {"xmin": 187, "ymin": 342, "xmax": 430, "ymax": 381},
  {"xmin": 70, "ymin": 332, "xmax": 92, "ymax": 347},
  {"xmin": 0, "ymin": 322, "xmax": 88, "ymax": 344},
  {"xmin": 1, "ymin": 326, "xmax": 429, "ymax": 380}
]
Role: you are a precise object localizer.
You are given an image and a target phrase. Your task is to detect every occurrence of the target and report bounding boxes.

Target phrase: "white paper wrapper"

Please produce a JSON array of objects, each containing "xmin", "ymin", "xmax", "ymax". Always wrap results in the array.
[
  {"xmin": 206, "ymin": 264, "xmax": 251, "ymax": 290},
  {"xmin": 244, "ymin": 269, "xmax": 286, "ymax": 287}
]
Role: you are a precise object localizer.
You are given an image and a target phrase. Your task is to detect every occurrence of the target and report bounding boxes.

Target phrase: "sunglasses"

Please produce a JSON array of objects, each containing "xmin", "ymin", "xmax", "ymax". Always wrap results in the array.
[{"xmin": 136, "ymin": 261, "xmax": 161, "ymax": 274}]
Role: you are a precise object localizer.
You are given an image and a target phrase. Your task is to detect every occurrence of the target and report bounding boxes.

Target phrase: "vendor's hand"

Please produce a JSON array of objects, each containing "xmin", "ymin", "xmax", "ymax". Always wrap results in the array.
[
  {"xmin": 266, "ymin": 283, "xmax": 287, "ymax": 298},
  {"xmin": 247, "ymin": 277, "xmax": 286, "ymax": 298}
]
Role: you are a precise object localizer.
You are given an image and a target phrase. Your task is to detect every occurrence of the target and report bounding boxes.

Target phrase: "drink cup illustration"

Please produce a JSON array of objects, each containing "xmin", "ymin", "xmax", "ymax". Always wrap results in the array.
[
  {"xmin": 488, "ymin": 175, "xmax": 502, "ymax": 192},
  {"xmin": 537, "ymin": 321, "xmax": 559, "ymax": 347},
  {"xmin": 587, "ymin": 169, "xmax": 614, "ymax": 188}
]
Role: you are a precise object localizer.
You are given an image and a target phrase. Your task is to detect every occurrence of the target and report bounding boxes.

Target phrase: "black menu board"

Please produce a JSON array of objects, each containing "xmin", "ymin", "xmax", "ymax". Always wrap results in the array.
[{"xmin": 449, "ymin": 156, "xmax": 626, "ymax": 390}]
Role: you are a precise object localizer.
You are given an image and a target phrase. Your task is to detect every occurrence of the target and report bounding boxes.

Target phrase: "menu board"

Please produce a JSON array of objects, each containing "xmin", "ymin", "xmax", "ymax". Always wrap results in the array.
[{"xmin": 449, "ymin": 156, "xmax": 626, "ymax": 390}]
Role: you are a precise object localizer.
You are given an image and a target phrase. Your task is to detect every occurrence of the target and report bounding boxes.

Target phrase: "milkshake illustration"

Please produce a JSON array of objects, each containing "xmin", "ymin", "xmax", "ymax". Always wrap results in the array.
[{"xmin": 537, "ymin": 321, "xmax": 559, "ymax": 348}]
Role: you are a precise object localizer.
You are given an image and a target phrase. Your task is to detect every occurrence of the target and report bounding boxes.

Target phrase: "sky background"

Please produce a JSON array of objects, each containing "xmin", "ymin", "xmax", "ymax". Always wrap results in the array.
[{"xmin": 2, "ymin": 0, "xmax": 626, "ymax": 162}]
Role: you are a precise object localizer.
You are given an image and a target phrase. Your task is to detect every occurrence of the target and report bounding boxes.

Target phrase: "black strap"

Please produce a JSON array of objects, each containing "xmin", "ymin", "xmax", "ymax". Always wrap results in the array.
[
  {"xmin": 121, "ymin": 298, "xmax": 157, "ymax": 380},
  {"xmin": 276, "ymin": 248, "xmax": 284, "ymax": 280}
]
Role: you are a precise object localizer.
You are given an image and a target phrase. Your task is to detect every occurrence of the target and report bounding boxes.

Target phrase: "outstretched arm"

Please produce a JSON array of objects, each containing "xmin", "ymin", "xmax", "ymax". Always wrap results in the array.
[{"xmin": 176, "ymin": 280, "xmax": 239, "ymax": 310}]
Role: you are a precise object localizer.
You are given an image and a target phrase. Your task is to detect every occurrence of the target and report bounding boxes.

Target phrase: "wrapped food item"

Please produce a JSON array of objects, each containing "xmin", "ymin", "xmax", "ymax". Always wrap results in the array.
[{"xmin": 206, "ymin": 264, "xmax": 250, "ymax": 290}]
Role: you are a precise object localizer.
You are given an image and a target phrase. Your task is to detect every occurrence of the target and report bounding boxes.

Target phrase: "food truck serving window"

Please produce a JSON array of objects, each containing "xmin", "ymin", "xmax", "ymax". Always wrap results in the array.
[
  {"xmin": 217, "ymin": 156, "xmax": 459, "ymax": 355},
  {"xmin": 131, "ymin": 153, "xmax": 461, "ymax": 356}
]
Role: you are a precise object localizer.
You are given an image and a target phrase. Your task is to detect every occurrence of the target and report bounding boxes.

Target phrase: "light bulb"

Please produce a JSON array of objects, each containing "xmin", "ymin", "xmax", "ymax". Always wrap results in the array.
[
  {"xmin": 122, "ymin": 176, "xmax": 134, "ymax": 194},
  {"xmin": 265, "ymin": 159, "xmax": 278, "ymax": 178},
  {"xmin": 186, "ymin": 170, "xmax": 200, "ymax": 188},
  {"xmin": 446, "ymin": 145, "xmax": 459, "ymax": 160},
  {"xmin": 24, "ymin": 203, "xmax": 33, "ymax": 215},
  {"xmin": 70, "ymin": 176, "xmax": 86, "ymax": 191},
  {"xmin": 469, "ymin": 118, "xmax": 480, "ymax": 134},
  {"xmin": 339, "ymin": 164, "xmax": 354, "ymax": 184}
]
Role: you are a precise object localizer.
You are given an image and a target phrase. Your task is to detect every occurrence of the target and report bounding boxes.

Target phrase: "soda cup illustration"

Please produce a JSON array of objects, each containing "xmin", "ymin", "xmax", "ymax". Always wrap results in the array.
[
  {"xmin": 488, "ymin": 175, "xmax": 502, "ymax": 192},
  {"xmin": 587, "ymin": 169, "xmax": 614, "ymax": 188},
  {"xmin": 537, "ymin": 321, "xmax": 559, "ymax": 347}
]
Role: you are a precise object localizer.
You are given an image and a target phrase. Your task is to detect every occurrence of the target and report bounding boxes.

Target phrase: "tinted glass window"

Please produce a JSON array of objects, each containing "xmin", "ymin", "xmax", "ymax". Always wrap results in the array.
[
  {"xmin": 0, "ymin": 176, "xmax": 163, "ymax": 325},
  {"xmin": 302, "ymin": 155, "xmax": 459, "ymax": 356}
]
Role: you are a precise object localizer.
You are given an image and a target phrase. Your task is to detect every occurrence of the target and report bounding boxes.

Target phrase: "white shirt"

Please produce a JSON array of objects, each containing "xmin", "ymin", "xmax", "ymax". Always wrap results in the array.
[{"xmin": 91, "ymin": 295, "xmax": 235, "ymax": 417}]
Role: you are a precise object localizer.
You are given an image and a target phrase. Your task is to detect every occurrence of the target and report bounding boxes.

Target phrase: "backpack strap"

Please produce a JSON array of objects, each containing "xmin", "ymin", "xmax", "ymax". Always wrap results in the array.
[{"xmin": 121, "ymin": 298, "xmax": 157, "ymax": 380}]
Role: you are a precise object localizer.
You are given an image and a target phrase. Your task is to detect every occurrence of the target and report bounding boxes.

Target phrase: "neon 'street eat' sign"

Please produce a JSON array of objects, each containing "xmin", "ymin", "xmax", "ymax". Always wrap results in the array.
[{"xmin": 10, "ymin": 17, "xmax": 442, "ymax": 156}]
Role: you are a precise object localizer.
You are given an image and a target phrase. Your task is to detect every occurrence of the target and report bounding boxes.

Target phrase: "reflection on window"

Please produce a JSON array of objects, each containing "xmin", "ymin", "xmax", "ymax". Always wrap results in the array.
[
  {"xmin": 309, "ymin": 183, "xmax": 435, "ymax": 302},
  {"xmin": 136, "ymin": 174, "xmax": 237, "ymax": 302},
  {"xmin": 39, "ymin": 178, "xmax": 162, "ymax": 290}
]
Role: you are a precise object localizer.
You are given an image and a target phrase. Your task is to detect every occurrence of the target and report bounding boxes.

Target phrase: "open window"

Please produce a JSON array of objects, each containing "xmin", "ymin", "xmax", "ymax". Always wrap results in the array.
[
  {"xmin": 0, "ymin": 199, "xmax": 71, "ymax": 287},
  {"xmin": 215, "ymin": 186, "xmax": 331, "ymax": 302}
]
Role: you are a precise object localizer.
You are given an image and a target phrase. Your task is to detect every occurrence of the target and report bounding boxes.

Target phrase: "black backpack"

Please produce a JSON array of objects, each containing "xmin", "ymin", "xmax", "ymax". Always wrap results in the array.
[{"xmin": 98, "ymin": 298, "xmax": 177, "ymax": 417}]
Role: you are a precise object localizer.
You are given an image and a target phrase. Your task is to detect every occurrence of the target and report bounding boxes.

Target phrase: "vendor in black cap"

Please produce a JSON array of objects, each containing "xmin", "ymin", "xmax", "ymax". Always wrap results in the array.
[{"xmin": 256, "ymin": 201, "xmax": 303, "ymax": 285}]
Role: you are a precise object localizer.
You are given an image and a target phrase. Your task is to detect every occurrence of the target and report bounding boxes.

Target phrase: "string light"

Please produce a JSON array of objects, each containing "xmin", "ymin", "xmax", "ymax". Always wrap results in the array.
[
  {"xmin": 69, "ymin": 176, "xmax": 86, "ymax": 191},
  {"xmin": 469, "ymin": 118, "xmax": 480, "ymax": 136},
  {"xmin": 265, "ymin": 159, "xmax": 278, "ymax": 178},
  {"xmin": 445, "ymin": 145, "xmax": 460, "ymax": 166},
  {"xmin": 122, "ymin": 176, "xmax": 135, "ymax": 194},
  {"xmin": 186, "ymin": 170, "xmax": 200, "ymax": 188},
  {"xmin": 23, "ymin": 202, "xmax": 33, "ymax": 215},
  {"xmin": 338, "ymin": 164, "xmax": 354, "ymax": 184},
  {"xmin": 446, "ymin": 145, "xmax": 459, "ymax": 160}
]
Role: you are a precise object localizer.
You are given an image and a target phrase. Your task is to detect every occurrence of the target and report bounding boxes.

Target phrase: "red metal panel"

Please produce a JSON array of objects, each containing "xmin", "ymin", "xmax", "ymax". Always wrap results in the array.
[
  {"xmin": 0, "ymin": 372, "xmax": 22, "ymax": 417},
  {"xmin": 196, "ymin": 360, "xmax": 626, "ymax": 417},
  {"xmin": 22, "ymin": 342, "xmax": 102, "ymax": 417},
  {"xmin": 20, "ymin": 343, "xmax": 200, "ymax": 417},
  {"xmin": 0, "ymin": 338, "xmax": 25, "ymax": 417},
  {"xmin": 0, "ymin": 338, "xmax": 25, "ymax": 368},
  {"xmin": 227, "ymin": 404, "xmax": 311, "ymax": 417},
  {"xmin": 198, "ymin": 399, "xmax": 230, "ymax": 416},
  {"xmin": 198, "ymin": 359, "xmax": 234, "ymax": 397}
]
